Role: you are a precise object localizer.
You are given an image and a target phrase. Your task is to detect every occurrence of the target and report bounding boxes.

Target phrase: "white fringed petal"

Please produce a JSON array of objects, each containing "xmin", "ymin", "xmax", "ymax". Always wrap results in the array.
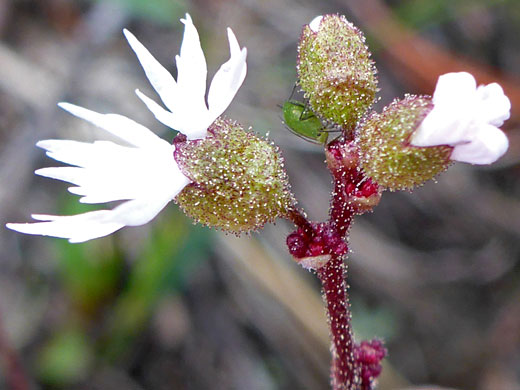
[
  {"xmin": 411, "ymin": 72, "xmax": 511, "ymax": 165},
  {"xmin": 7, "ymin": 105, "xmax": 191, "ymax": 243},
  {"xmin": 123, "ymin": 29, "xmax": 179, "ymax": 113},
  {"xmin": 58, "ymin": 103, "xmax": 164, "ymax": 148},
  {"xmin": 35, "ymin": 137, "xmax": 186, "ymax": 205},
  {"xmin": 8, "ymin": 196, "xmax": 174, "ymax": 243},
  {"xmin": 126, "ymin": 14, "xmax": 247, "ymax": 140},
  {"xmin": 176, "ymin": 14, "xmax": 208, "ymax": 120},
  {"xmin": 207, "ymin": 28, "xmax": 247, "ymax": 122}
]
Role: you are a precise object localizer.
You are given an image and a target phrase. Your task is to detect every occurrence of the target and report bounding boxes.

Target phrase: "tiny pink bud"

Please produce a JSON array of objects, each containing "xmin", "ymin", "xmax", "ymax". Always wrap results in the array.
[
  {"xmin": 287, "ymin": 232, "xmax": 307, "ymax": 258},
  {"xmin": 354, "ymin": 339, "xmax": 387, "ymax": 390},
  {"xmin": 286, "ymin": 222, "xmax": 348, "ymax": 268}
]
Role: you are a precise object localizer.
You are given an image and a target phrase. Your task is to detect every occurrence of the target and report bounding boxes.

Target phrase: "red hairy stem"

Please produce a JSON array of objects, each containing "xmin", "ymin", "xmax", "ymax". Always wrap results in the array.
[
  {"xmin": 326, "ymin": 139, "xmax": 380, "ymax": 237},
  {"xmin": 325, "ymin": 169, "xmax": 358, "ymax": 389},
  {"xmin": 330, "ymin": 170, "xmax": 355, "ymax": 236},
  {"xmin": 286, "ymin": 140, "xmax": 384, "ymax": 389},
  {"xmin": 320, "ymin": 140, "xmax": 381, "ymax": 389},
  {"xmin": 317, "ymin": 253, "xmax": 359, "ymax": 390}
]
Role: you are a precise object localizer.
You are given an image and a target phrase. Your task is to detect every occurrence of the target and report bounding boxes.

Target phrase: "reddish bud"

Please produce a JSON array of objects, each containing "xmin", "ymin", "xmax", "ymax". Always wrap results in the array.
[{"xmin": 354, "ymin": 339, "xmax": 387, "ymax": 390}]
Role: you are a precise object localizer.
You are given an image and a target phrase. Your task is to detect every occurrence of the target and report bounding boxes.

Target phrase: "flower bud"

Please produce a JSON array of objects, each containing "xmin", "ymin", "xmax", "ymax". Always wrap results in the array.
[
  {"xmin": 354, "ymin": 339, "xmax": 387, "ymax": 389},
  {"xmin": 356, "ymin": 95, "xmax": 452, "ymax": 191},
  {"xmin": 297, "ymin": 14, "xmax": 378, "ymax": 132},
  {"xmin": 174, "ymin": 118, "xmax": 296, "ymax": 232},
  {"xmin": 286, "ymin": 222, "xmax": 348, "ymax": 270}
]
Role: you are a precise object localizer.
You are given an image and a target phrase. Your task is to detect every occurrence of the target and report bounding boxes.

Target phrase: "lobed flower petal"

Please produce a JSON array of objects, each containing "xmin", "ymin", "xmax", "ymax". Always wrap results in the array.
[
  {"xmin": 35, "ymin": 138, "xmax": 188, "ymax": 204},
  {"xmin": 58, "ymin": 103, "xmax": 164, "ymax": 148},
  {"xmin": 126, "ymin": 14, "xmax": 247, "ymax": 140},
  {"xmin": 123, "ymin": 29, "xmax": 179, "ymax": 113},
  {"xmin": 207, "ymin": 28, "xmax": 247, "ymax": 123},
  {"xmin": 7, "ymin": 196, "xmax": 174, "ymax": 243},
  {"xmin": 410, "ymin": 72, "xmax": 510, "ymax": 165},
  {"xmin": 432, "ymin": 72, "xmax": 477, "ymax": 104},
  {"xmin": 475, "ymin": 83, "xmax": 511, "ymax": 127},
  {"xmin": 125, "ymin": 17, "xmax": 212, "ymax": 138},
  {"xmin": 450, "ymin": 124, "xmax": 509, "ymax": 164},
  {"xmin": 7, "ymin": 106, "xmax": 191, "ymax": 242}
]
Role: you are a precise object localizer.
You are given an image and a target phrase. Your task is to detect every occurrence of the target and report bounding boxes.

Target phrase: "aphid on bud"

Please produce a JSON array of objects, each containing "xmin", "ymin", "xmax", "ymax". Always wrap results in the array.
[{"xmin": 282, "ymin": 100, "xmax": 329, "ymax": 145}]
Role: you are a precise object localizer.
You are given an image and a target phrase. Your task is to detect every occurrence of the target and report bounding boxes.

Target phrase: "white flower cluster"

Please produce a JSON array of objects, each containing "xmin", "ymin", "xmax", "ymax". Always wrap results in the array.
[
  {"xmin": 7, "ymin": 14, "xmax": 247, "ymax": 242},
  {"xmin": 7, "ymin": 14, "xmax": 512, "ymax": 243}
]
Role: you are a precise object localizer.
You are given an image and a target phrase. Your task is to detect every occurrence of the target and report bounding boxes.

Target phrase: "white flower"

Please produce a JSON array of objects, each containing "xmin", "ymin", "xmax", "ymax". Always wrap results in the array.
[
  {"xmin": 126, "ymin": 14, "xmax": 247, "ymax": 140},
  {"xmin": 410, "ymin": 72, "xmax": 510, "ymax": 165},
  {"xmin": 6, "ymin": 14, "xmax": 247, "ymax": 243}
]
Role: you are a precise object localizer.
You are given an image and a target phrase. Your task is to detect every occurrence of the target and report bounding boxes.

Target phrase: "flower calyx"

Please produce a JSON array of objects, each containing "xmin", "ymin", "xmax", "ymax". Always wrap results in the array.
[
  {"xmin": 174, "ymin": 118, "xmax": 296, "ymax": 233},
  {"xmin": 356, "ymin": 73, "xmax": 511, "ymax": 192},
  {"xmin": 356, "ymin": 95, "xmax": 452, "ymax": 191}
]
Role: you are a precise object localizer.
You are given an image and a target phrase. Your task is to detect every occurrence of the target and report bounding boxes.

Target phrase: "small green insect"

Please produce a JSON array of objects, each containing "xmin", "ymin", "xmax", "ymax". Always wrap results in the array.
[{"xmin": 282, "ymin": 100, "xmax": 329, "ymax": 145}]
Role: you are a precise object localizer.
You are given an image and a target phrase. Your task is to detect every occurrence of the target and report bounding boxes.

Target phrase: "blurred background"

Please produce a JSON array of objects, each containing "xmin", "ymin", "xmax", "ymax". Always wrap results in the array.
[{"xmin": 1, "ymin": 0, "xmax": 519, "ymax": 389}]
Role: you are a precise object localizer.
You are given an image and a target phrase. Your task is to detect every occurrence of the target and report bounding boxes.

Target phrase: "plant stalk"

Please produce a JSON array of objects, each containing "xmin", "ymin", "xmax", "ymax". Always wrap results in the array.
[{"xmin": 317, "ymin": 253, "xmax": 359, "ymax": 390}]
